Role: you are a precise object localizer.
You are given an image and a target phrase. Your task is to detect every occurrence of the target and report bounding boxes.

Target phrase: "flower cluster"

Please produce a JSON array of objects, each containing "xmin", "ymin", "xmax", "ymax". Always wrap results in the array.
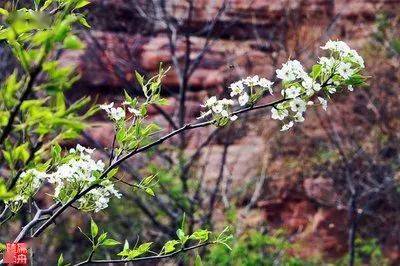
[
  {"xmin": 5, "ymin": 169, "xmax": 48, "ymax": 211},
  {"xmin": 321, "ymin": 40, "xmax": 365, "ymax": 68},
  {"xmin": 7, "ymin": 144, "xmax": 121, "ymax": 212},
  {"xmin": 49, "ymin": 144, "xmax": 121, "ymax": 212},
  {"xmin": 198, "ymin": 96, "xmax": 237, "ymax": 121},
  {"xmin": 76, "ymin": 180, "xmax": 121, "ymax": 212},
  {"xmin": 198, "ymin": 40, "xmax": 365, "ymax": 131},
  {"xmin": 199, "ymin": 75, "xmax": 273, "ymax": 122},
  {"xmin": 271, "ymin": 40, "xmax": 364, "ymax": 131},
  {"xmin": 100, "ymin": 102, "xmax": 141, "ymax": 121}
]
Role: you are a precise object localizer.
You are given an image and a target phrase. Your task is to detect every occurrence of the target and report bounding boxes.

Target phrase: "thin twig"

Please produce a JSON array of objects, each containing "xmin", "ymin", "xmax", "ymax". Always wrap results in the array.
[{"xmin": 73, "ymin": 242, "xmax": 212, "ymax": 265}]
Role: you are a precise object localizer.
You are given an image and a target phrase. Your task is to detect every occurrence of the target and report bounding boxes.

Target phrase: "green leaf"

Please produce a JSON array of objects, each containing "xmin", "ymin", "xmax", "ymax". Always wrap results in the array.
[
  {"xmin": 63, "ymin": 35, "xmax": 85, "ymax": 50},
  {"xmin": 90, "ymin": 218, "xmax": 98, "ymax": 238},
  {"xmin": 176, "ymin": 228, "xmax": 188, "ymax": 244},
  {"xmin": 135, "ymin": 71, "xmax": 144, "ymax": 87},
  {"xmin": 195, "ymin": 254, "xmax": 203, "ymax": 266},
  {"xmin": 3, "ymin": 150, "xmax": 13, "ymax": 166},
  {"xmin": 345, "ymin": 74, "xmax": 365, "ymax": 86},
  {"xmin": 41, "ymin": 0, "xmax": 53, "ymax": 11},
  {"xmin": 57, "ymin": 254, "xmax": 64, "ymax": 266},
  {"xmin": 310, "ymin": 64, "xmax": 322, "ymax": 79},
  {"xmin": 107, "ymin": 168, "xmax": 119, "ymax": 179},
  {"xmin": 123, "ymin": 240, "xmax": 129, "ymax": 251},
  {"xmin": 54, "ymin": 21, "xmax": 71, "ymax": 42},
  {"xmin": 390, "ymin": 38, "xmax": 400, "ymax": 55},
  {"xmin": 13, "ymin": 143, "xmax": 30, "ymax": 163},
  {"xmin": 145, "ymin": 187, "xmax": 155, "ymax": 197},
  {"xmin": 163, "ymin": 240, "xmax": 179, "ymax": 254},
  {"xmin": 190, "ymin": 229, "xmax": 210, "ymax": 242},
  {"xmin": 97, "ymin": 232, "xmax": 107, "ymax": 245},
  {"xmin": 75, "ymin": 0, "xmax": 91, "ymax": 9},
  {"xmin": 0, "ymin": 179, "xmax": 13, "ymax": 200},
  {"xmin": 118, "ymin": 242, "xmax": 152, "ymax": 259},
  {"xmin": 0, "ymin": 8, "xmax": 9, "ymax": 16},
  {"xmin": 142, "ymin": 175, "xmax": 155, "ymax": 186},
  {"xmin": 101, "ymin": 239, "xmax": 121, "ymax": 246},
  {"xmin": 137, "ymin": 242, "xmax": 152, "ymax": 253},
  {"xmin": 116, "ymin": 129, "xmax": 126, "ymax": 142},
  {"xmin": 78, "ymin": 17, "xmax": 91, "ymax": 28}
]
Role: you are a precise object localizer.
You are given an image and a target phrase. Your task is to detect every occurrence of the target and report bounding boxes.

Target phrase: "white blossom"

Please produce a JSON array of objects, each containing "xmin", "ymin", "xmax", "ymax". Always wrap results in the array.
[
  {"xmin": 78, "ymin": 180, "xmax": 122, "ymax": 212},
  {"xmin": 289, "ymin": 98, "xmax": 307, "ymax": 113},
  {"xmin": 198, "ymin": 40, "xmax": 365, "ymax": 132},
  {"xmin": 302, "ymin": 77, "xmax": 321, "ymax": 96},
  {"xmin": 348, "ymin": 49, "xmax": 365, "ymax": 68},
  {"xmin": 7, "ymin": 145, "xmax": 120, "ymax": 212},
  {"xmin": 258, "ymin": 78, "xmax": 274, "ymax": 94},
  {"xmin": 318, "ymin": 97, "xmax": 328, "ymax": 111},
  {"xmin": 276, "ymin": 60, "xmax": 308, "ymax": 82},
  {"xmin": 199, "ymin": 96, "xmax": 236, "ymax": 121},
  {"xmin": 211, "ymin": 102, "xmax": 223, "ymax": 113},
  {"xmin": 128, "ymin": 107, "xmax": 141, "ymax": 116},
  {"xmin": 321, "ymin": 40, "xmax": 351, "ymax": 56},
  {"xmin": 100, "ymin": 102, "xmax": 114, "ymax": 111},
  {"xmin": 294, "ymin": 112, "xmax": 305, "ymax": 122},
  {"xmin": 319, "ymin": 56, "xmax": 336, "ymax": 70},
  {"xmin": 238, "ymin": 93, "xmax": 249, "ymax": 106},
  {"xmin": 283, "ymin": 86, "xmax": 301, "ymax": 98},
  {"xmin": 243, "ymin": 75, "xmax": 259, "ymax": 86},
  {"xmin": 230, "ymin": 81, "xmax": 244, "ymax": 97},
  {"xmin": 337, "ymin": 62, "xmax": 354, "ymax": 79},
  {"xmin": 321, "ymin": 40, "xmax": 364, "ymax": 69},
  {"xmin": 6, "ymin": 169, "xmax": 48, "ymax": 205},
  {"xmin": 281, "ymin": 121, "xmax": 294, "ymax": 131},
  {"xmin": 202, "ymin": 96, "xmax": 217, "ymax": 107},
  {"xmin": 101, "ymin": 102, "xmax": 126, "ymax": 121},
  {"xmin": 221, "ymin": 110, "xmax": 229, "ymax": 117},
  {"xmin": 230, "ymin": 115, "xmax": 238, "ymax": 121},
  {"xmin": 271, "ymin": 107, "xmax": 288, "ymax": 121}
]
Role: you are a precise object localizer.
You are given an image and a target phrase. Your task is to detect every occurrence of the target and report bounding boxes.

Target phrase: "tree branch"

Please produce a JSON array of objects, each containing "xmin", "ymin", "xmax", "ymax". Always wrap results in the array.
[
  {"xmin": 73, "ymin": 242, "xmax": 211, "ymax": 265},
  {"xmin": 29, "ymin": 96, "xmax": 291, "ymax": 239}
]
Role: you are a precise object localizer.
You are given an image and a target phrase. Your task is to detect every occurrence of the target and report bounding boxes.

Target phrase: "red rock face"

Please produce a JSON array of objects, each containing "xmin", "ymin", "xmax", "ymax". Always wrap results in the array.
[
  {"xmin": 68, "ymin": 0, "xmax": 399, "ymax": 93},
  {"xmin": 63, "ymin": 0, "xmax": 400, "ymax": 262}
]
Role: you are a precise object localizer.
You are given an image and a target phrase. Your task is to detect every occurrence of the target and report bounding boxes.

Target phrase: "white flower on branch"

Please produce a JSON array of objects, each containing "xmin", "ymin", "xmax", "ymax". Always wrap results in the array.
[
  {"xmin": 321, "ymin": 40, "xmax": 351, "ymax": 56},
  {"xmin": 128, "ymin": 107, "xmax": 141, "ymax": 116},
  {"xmin": 238, "ymin": 93, "xmax": 249, "ymax": 106},
  {"xmin": 301, "ymin": 77, "xmax": 321, "ymax": 96},
  {"xmin": 243, "ymin": 75, "xmax": 260, "ymax": 86},
  {"xmin": 100, "ymin": 102, "xmax": 126, "ymax": 121},
  {"xmin": 229, "ymin": 81, "xmax": 244, "ymax": 97},
  {"xmin": 271, "ymin": 107, "xmax": 288, "ymax": 121},
  {"xmin": 276, "ymin": 60, "xmax": 308, "ymax": 82},
  {"xmin": 281, "ymin": 121, "xmax": 294, "ymax": 131},
  {"xmin": 318, "ymin": 97, "xmax": 328, "ymax": 111},
  {"xmin": 5, "ymin": 169, "xmax": 48, "ymax": 208},
  {"xmin": 258, "ymin": 78, "xmax": 274, "ymax": 94},
  {"xmin": 337, "ymin": 62, "xmax": 354, "ymax": 79},
  {"xmin": 198, "ymin": 40, "xmax": 365, "ymax": 131},
  {"xmin": 229, "ymin": 76, "xmax": 273, "ymax": 105},
  {"xmin": 289, "ymin": 98, "xmax": 307, "ymax": 113},
  {"xmin": 321, "ymin": 40, "xmax": 364, "ymax": 68},
  {"xmin": 282, "ymin": 86, "xmax": 301, "ymax": 98}
]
